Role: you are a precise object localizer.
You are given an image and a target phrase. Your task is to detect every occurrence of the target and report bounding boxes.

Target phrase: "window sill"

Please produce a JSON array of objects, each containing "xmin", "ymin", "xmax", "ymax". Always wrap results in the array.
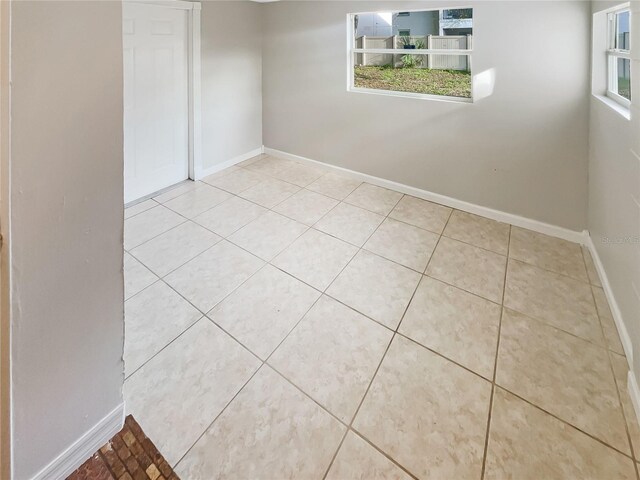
[
  {"xmin": 593, "ymin": 94, "xmax": 631, "ymax": 120},
  {"xmin": 348, "ymin": 87, "xmax": 473, "ymax": 104}
]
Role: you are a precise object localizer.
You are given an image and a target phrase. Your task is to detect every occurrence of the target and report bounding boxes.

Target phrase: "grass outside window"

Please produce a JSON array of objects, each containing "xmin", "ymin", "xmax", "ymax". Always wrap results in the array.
[{"xmin": 354, "ymin": 65, "xmax": 472, "ymax": 98}]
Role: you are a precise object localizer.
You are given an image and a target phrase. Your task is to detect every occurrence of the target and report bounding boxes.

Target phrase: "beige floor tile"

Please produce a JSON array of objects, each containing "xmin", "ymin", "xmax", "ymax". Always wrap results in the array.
[
  {"xmin": 426, "ymin": 237, "xmax": 507, "ymax": 303},
  {"xmin": 125, "ymin": 319, "xmax": 260, "ymax": 465},
  {"xmin": 327, "ymin": 251, "xmax": 421, "ymax": 329},
  {"xmin": 244, "ymin": 155, "xmax": 295, "ymax": 178},
  {"xmin": 275, "ymin": 162, "xmax": 325, "ymax": 187},
  {"xmin": 388, "ymin": 195, "xmax": 452, "ymax": 234},
  {"xmin": 593, "ymin": 286, "xmax": 625, "ymax": 355},
  {"xmin": 238, "ymin": 177, "xmax": 300, "ymax": 208},
  {"xmin": 306, "ymin": 173, "xmax": 362, "ymax": 200},
  {"xmin": 496, "ymin": 308, "xmax": 629, "ymax": 453},
  {"xmin": 237, "ymin": 153, "xmax": 265, "ymax": 167},
  {"xmin": 164, "ymin": 184, "xmax": 232, "ymax": 219},
  {"xmin": 228, "ymin": 211, "xmax": 307, "ymax": 261},
  {"xmin": 201, "ymin": 168, "xmax": 264, "ymax": 194},
  {"xmin": 443, "ymin": 210, "xmax": 510, "ymax": 254},
  {"xmin": 209, "ymin": 265, "xmax": 320, "ymax": 360},
  {"xmin": 129, "ymin": 222, "xmax": 221, "ymax": 277},
  {"xmin": 124, "ymin": 252, "xmax": 157, "ymax": 300},
  {"xmin": 326, "ymin": 432, "xmax": 411, "ymax": 480},
  {"xmin": 272, "ymin": 229, "xmax": 358, "ymax": 291},
  {"xmin": 152, "ymin": 180, "xmax": 202, "ymax": 204},
  {"xmin": 593, "ymin": 284, "xmax": 614, "ymax": 319},
  {"xmin": 504, "ymin": 259, "xmax": 604, "ymax": 345},
  {"xmin": 269, "ymin": 296, "xmax": 393, "ymax": 423},
  {"xmin": 193, "ymin": 196, "xmax": 267, "ymax": 237},
  {"xmin": 509, "ymin": 227, "xmax": 588, "ymax": 282},
  {"xmin": 314, "ymin": 202, "xmax": 385, "ymax": 247},
  {"xmin": 582, "ymin": 245, "xmax": 602, "ymax": 286},
  {"xmin": 124, "ymin": 281, "xmax": 201, "ymax": 377},
  {"xmin": 199, "ymin": 166, "xmax": 240, "ymax": 179},
  {"xmin": 164, "ymin": 240, "xmax": 264, "ymax": 313},
  {"xmin": 344, "ymin": 183, "xmax": 403, "ymax": 216},
  {"xmin": 364, "ymin": 218, "xmax": 439, "ymax": 272},
  {"xmin": 485, "ymin": 388, "xmax": 636, "ymax": 480},
  {"xmin": 124, "ymin": 199, "xmax": 157, "ymax": 219},
  {"xmin": 354, "ymin": 335, "xmax": 491, "ymax": 479},
  {"xmin": 399, "ymin": 276, "xmax": 501, "ymax": 379},
  {"xmin": 273, "ymin": 189, "xmax": 339, "ymax": 225},
  {"xmin": 175, "ymin": 366, "xmax": 346, "ymax": 480},
  {"xmin": 610, "ymin": 352, "xmax": 640, "ymax": 456},
  {"xmin": 124, "ymin": 205, "xmax": 186, "ymax": 250}
]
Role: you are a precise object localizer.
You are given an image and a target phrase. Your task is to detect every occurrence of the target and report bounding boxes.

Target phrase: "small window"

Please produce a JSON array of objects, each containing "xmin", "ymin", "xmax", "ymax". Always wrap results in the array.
[
  {"xmin": 349, "ymin": 8, "xmax": 473, "ymax": 101},
  {"xmin": 607, "ymin": 6, "xmax": 631, "ymax": 107}
]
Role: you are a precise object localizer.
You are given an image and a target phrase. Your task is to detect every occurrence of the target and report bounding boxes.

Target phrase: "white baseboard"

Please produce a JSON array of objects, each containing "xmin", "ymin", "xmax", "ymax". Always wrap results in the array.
[
  {"xmin": 32, "ymin": 403, "xmax": 124, "ymax": 480},
  {"xmin": 264, "ymin": 147, "xmax": 588, "ymax": 244},
  {"xmin": 585, "ymin": 235, "xmax": 634, "ymax": 365},
  {"xmin": 195, "ymin": 148, "xmax": 263, "ymax": 180}
]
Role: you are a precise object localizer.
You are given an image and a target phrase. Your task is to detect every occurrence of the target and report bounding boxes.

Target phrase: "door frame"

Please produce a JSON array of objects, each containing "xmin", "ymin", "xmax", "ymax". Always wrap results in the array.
[{"xmin": 124, "ymin": 0, "xmax": 202, "ymax": 183}]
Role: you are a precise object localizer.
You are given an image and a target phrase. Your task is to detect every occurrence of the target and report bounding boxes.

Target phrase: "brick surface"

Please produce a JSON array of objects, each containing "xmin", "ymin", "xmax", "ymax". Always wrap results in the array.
[{"xmin": 67, "ymin": 416, "xmax": 179, "ymax": 480}]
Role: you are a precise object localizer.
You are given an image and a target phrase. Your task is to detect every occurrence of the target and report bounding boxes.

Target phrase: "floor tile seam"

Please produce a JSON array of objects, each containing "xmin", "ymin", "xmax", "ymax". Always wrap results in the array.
[
  {"xmin": 506, "ymin": 255, "xmax": 597, "ymax": 286},
  {"xmin": 125, "ymin": 214, "xmax": 190, "ymax": 251},
  {"xmin": 123, "ymin": 198, "xmax": 161, "ymax": 221},
  {"xmin": 127, "ymin": 232, "xmax": 224, "ymax": 280},
  {"xmin": 126, "ymin": 261, "xmax": 272, "ymax": 378},
  {"xmin": 171, "ymin": 362, "xmax": 267, "ymax": 472},
  {"xmin": 123, "ymin": 314, "xmax": 206, "ymax": 381},
  {"xmin": 319, "ymin": 191, "xmax": 407, "ymax": 297},
  {"xmin": 492, "ymin": 384, "xmax": 637, "ymax": 461},
  {"xmin": 242, "ymin": 163, "xmax": 324, "ymax": 190},
  {"xmin": 480, "ymin": 224, "xmax": 511, "ymax": 479},
  {"xmin": 499, "ymin": 302, "xmax": 618, "ymax": 355},
  {"xmin": 592, "ymin": 279, "xmax": 640, "ymax": 467}
]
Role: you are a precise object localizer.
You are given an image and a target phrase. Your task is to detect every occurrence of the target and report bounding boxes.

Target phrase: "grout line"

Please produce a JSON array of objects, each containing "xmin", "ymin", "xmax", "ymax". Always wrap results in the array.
[
  {"xmin": 172, "ymin": 363, "xmax": 267, "ymax": 470},
  {"xmin": 123, "ymin": 314, "xmax": 205, "ymax": 381},
  {"xmin": 494, "ymin": 385, "xmax": 638, "ymax": 462},
  {"xmin": 480, "ymin": 224, "xmax": 511, "ymax": 479}
]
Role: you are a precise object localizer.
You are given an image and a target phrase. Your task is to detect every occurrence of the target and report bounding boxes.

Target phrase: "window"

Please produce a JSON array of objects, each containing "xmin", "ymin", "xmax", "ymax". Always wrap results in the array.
[
  {"xmin": 607, "ymin": 6, "xmax": 631, "ymax": 107},
  {"xmin": 348, "ymin": 8, "xmax": 473, "ymax": 101}
]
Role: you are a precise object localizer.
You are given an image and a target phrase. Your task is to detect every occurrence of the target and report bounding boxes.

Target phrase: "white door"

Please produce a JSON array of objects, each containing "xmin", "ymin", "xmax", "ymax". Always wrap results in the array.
[{"xmin": 123, "ymin": 2, "xmax": 189, "ymax": 203}]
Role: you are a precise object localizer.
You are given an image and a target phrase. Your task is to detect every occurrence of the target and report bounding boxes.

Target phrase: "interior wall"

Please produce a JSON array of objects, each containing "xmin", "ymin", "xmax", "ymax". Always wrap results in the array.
[
  {"xmin": 262, "ymin": 0, "xmax": 591, "ymax": 231},
  {"xmin": 589, "ymin": 1, "xmax": 640, "ymax": 382},
  {"xmin": 9, "ymin": 2, "xmax": 125, "ymax": 478},
  {"xmin": 200, "ymin": 1, "xmax": 263, "ymax": 171},
  {"xmin": 0, "ymin": 0, "xmax": 10, "ymax": 477}
]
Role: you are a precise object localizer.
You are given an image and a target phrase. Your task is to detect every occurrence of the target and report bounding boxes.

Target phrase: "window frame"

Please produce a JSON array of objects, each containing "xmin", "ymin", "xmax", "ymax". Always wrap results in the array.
[
  {"xmin": 606, "ymin": 5, "xmax": 631, "ymax": 109},
  {"xmin": 346, "ymin": 8, "xmax": 474, "ymax": 103}
]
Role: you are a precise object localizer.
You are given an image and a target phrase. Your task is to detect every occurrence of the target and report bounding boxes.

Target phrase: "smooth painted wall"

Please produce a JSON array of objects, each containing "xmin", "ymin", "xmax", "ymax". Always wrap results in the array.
[
  {"xmin": 262, "ymin": 1, "xmax": 591, "ymax": 231},
  {"xmin": 9, "ymin": 2, "xmax": 125, "ymax": 478},
  {"xmin": 589, "ymin": 1, "xmax": 640, "ymax": 383},
  {"xmin": 201, "ymin": 1, "xmax": 263, "ymax": 170}
]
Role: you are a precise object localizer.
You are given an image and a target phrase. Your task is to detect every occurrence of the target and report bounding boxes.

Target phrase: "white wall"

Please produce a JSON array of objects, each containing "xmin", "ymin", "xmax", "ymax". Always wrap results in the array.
[
  {"xmin": 589, "ymin": 1, "xmax": 640, "ymax": 384},
  {"xmin": 0, "ymin": 0, "xmax": 10, "ymax": 477},
  {"xmin": 8, "ymin": 2, "xmax": 125, "ymax": 478},
  {"xmin": 200, "ymin": 1, "xmax": 263, "ymax": 171},
  {"xmin": 262, "ymin": 0, "xmax": 591, "ymax": 231}
]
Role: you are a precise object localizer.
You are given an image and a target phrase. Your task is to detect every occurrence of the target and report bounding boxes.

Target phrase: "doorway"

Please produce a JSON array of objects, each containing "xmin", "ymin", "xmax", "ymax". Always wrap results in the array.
[{"xmin": 123, "ymin": 0, "xmax": 201, "ymax": 204}]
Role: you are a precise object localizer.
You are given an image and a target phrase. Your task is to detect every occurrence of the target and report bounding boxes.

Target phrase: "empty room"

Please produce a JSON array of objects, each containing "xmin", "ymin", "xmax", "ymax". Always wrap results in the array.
[{"xmin": 1, "ymin": 0, "xmax": 640, "ymax": 479}]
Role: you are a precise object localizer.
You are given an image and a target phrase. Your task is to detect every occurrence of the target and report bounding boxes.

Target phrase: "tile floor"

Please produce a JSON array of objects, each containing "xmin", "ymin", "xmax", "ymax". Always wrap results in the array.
[{"xmin": 123, "ymin": 154, "xmax": 640, "ymax": 479}]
